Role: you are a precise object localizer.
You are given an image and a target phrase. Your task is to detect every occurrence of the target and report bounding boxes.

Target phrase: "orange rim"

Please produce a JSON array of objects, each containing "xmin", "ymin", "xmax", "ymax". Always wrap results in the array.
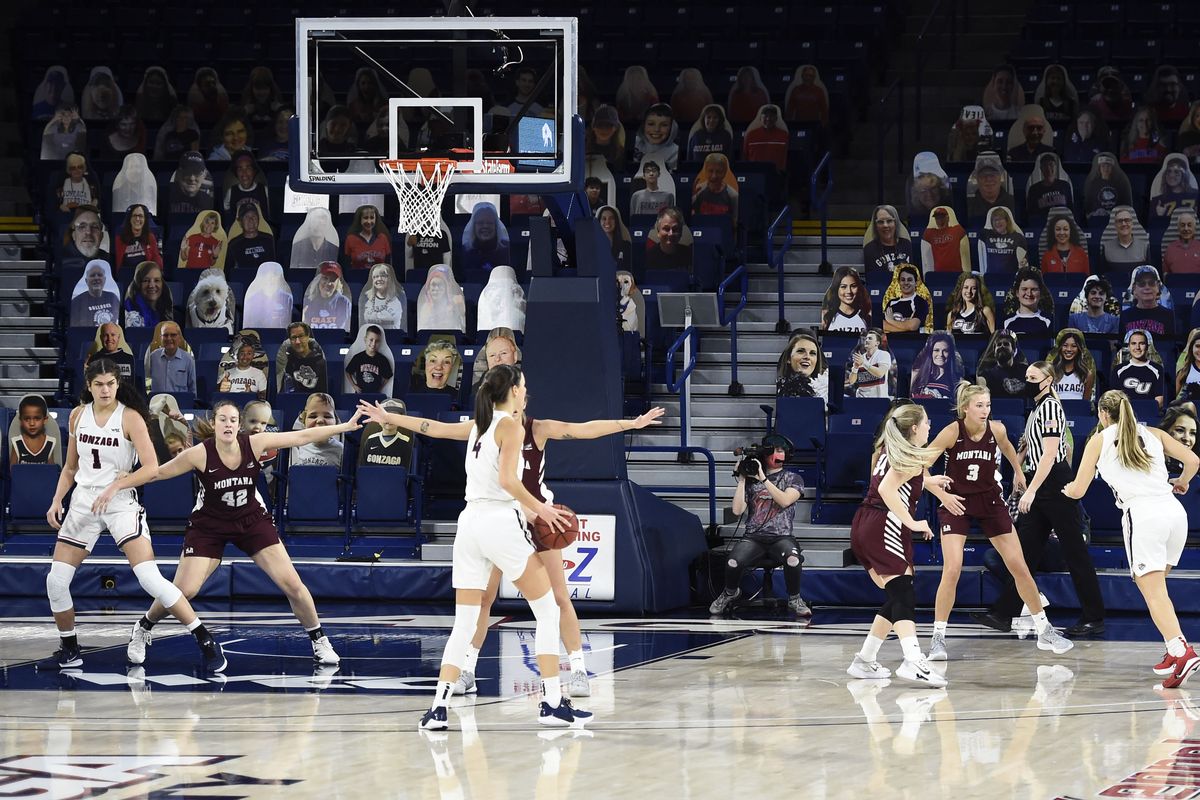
[{"xmin": 378, "ymin": 155, "xmax": 514, "ymax": 175}]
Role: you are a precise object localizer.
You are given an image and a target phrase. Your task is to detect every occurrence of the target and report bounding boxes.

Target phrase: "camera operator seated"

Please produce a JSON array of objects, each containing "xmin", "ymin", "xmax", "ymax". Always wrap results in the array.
[{"xmin": 709, "ymin": 435, "xmax": 811, "ymax": 617}]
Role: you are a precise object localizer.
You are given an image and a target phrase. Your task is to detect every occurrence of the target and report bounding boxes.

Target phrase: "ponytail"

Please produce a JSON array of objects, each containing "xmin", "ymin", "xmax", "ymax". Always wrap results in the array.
[
  {"xmin": 872, "ymin": 401, "xmax": 938, "ymax": 475},
  {"xmin": 1029, "ymin": 359, "xmax": 1059, "ymax": 397},
  {"xmin": 954, "ymin": 379, "xmax": 990, "ymax": 420},
  {"xmin": 474, "ymin": 364, "xmax": 523, "ymax": 435},
  {"xmin": 1098, "ymin": 389, "xmax": 1151, "ymax": 472}
]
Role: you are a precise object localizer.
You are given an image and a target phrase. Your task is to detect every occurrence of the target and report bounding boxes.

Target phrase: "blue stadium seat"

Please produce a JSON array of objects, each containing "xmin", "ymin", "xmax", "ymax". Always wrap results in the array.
[
  {"xmin": 8, "ymin": 464, "xmax": 61, "ymax": 522},
  {"xmin": 286, "ymin": 465, "xmax": 341, "ymax": 522},
  {"xmin": 355, "ymin": 465, "xmax": 410, "ymax": 524},
  {"xmin": 773, "ymin": 397, "xmax": 826, "ymax": 456},
  {"xmin": 142, "ymin": 474, "xmax": 195, "ymax": 524}
]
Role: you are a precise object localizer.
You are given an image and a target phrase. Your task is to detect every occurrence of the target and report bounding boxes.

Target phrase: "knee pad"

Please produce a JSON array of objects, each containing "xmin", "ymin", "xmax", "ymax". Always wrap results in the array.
[
  {"xmin": 132, "ymin": 561, "xmax": 183, "ymax": 610},
  {"xmin": 785, "ymin": 555, "xmax": 802, "ymax": 568},
  {"xmin": 885, "ymin": 574, "xmax": 916, "ymax": 622},
  {"xmin": 527, "ymin": 590, "xmax": 561, "ymax": 657},
  {"xmin": 46, "ymin": 561, "xmax": 76, "ymax": 614},
  {"xmin": 878, "ymin": 597, "xmax": 894, "ymax": 622},
  {"xmin": 440, "ymin": 604, "xmax": 480, "ymax": 669}
]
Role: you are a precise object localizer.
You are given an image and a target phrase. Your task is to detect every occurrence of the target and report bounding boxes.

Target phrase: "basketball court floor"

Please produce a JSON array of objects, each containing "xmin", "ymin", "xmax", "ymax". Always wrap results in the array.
[{"xmin": 0, "ymin": 600, "xmax": 1195, "ymax": 799}]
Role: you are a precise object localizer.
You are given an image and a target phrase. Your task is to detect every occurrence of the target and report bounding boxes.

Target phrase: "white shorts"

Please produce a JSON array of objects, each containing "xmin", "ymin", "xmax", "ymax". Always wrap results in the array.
[
  {"xmin": 452, "ymin": 502, "xmax": 534, "ymax": 590},
  {"xmin": 1123, "ymin": 498, "xmax": 1188, "ymax": 578},
  {"xmin": 58, "ymin": 486, "xmax": 149, "ymax": 553}
]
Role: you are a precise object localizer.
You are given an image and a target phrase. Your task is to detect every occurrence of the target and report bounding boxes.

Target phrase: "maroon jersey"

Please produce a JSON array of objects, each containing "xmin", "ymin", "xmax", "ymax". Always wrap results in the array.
[
  {"xmin": 942, "ymin": 419, "xmax": 1003, "ymax": 495},
  {"xmin": 193, "ymin": 433, "xmax": 270, "ymax": 521},
  {"xmin": 521, "ymin": 417, "xmax": 550, "ymax": 504},
  {"xmin": 864, "ymin": 446, "xmax": 924, "ymax": 517}
]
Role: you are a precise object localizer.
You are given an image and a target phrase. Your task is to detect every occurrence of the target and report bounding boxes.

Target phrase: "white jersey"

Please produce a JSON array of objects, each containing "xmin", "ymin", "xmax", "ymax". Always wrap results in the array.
[
  {"xmin": 465, "ymin": 409, "xmax": 522, "ymax": 507},
  {"xmin": 73, "ymin": 402, "xmax": 137, "ymax": 490},
  {"xmin": 1096, "ymin": 422, "xmax": 1172, "ymax": 509}
]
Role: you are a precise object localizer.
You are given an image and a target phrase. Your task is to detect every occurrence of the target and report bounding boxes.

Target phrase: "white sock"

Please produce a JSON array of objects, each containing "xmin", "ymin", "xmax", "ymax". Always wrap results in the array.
[
  {"xmin": 185, "ymin": 619, "xmax": 202, "ymax": 632},
  {"xmin": 462, "ymin": 644, "xmax": 480, "ymax": 674},
  {"xmin": 59, "ymin": 628, "xmax": 76, "ymax": 639},
  {"xmin": 432, "ymin": 680, "xmax": 453, "ymax": 709},
  {"xmin": 1168, "ymin": 636, "xmax": 1188, "ymax": 657},
  {"xmin": 568, "ymin": 649, "xmax": 586, "ymax": 673},
  {"xmin": 543, "ymin": 676, "xmax": 562, "ymax": 707},
  {"xmin": 1032, "ymin": 612, "xmax": 1050, "ymax": 635},
  {"xmin": 541, "ymin": 745, "xmax": 562, "ymax": 776},
  {"xmin": 932, "ymin": 620, "xmax": 948, "ymax": 635},
  {"xmin": 899, "ymin": 636, "xmax": 923, "ymax": 663},
  {"xmin": 859, "ymin": 634, "xmax": 885, "ymax": 662}
]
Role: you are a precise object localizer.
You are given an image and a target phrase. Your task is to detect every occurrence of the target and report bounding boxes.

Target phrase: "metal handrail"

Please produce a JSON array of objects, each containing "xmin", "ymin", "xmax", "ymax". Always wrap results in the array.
[
  {"xmin": 718, "ymin": 264, "xmax": 747, "ymax": 395},
  {"xmin": 876, "ymin": 77, "xmax": 905, "ymax": 205},
  {"xmin": 914, "ymin": 0, "xmax": 959, "ymax": 140},
  {"xmin": 809, "ymin": 152, "xmax": 834, "ymax": 269},
  {"xmin": 626, "ymin": 444, "xmax": 718, "ymax": 530},
  {"xmin": 665, "ymin": 325, "xmax": 700, "ymax": 451},
  {"xmin": 766, "ymin": 204, "xmax": 793, "ymax": 334},
  {"xmin": 665, "ymin": 325, "xmax": 699, "ymax": 393}
]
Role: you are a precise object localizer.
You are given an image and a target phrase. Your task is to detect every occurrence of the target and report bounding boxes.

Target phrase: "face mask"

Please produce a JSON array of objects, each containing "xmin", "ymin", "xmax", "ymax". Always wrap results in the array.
[
  {"xmin": 766, "ymin": 453, "xmax": 786, "ymax": 469},
  {"xmin": 1024, "ymin": 379, "xmax": 1044, "ymax": 399}
]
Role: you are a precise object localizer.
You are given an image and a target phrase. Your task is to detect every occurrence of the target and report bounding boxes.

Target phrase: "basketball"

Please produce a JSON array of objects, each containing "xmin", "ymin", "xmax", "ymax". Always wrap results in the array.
[{"xmin": 531, "ymin": 504, "xmax": 580, "ymax": 550}]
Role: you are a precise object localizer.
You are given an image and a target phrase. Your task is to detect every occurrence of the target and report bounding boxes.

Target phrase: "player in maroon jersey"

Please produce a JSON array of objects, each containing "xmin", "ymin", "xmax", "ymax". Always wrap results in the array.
[
  {"xmin": 924, "ymin": 381, "xmax": 1072, "ymax": 660},
  {"xmin": 125, "ymin": 398, "xmax": 363, "ymax": 668},
  {"xmin": 847, "ymin": 401, "xmax": 949, "ymax": 687},
  {"xmin": 359, "ymin": 392, "xmax": 663, "ymax": 698}
]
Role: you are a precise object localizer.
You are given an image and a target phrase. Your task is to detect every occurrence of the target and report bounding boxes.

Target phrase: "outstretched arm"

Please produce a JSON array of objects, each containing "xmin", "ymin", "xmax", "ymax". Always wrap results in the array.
[
  {"xmin": 534, "ymin": 407, "xmax": 665, "ymax": 447},
  {"xmin": 92, "ymin": 411, "xmax": 161, "ymax": 513},
  {"xmin": 148, "ymin": 443, "xmax": 206, "ymax": 483},
  {"xmin": 250, "ymin": 411, "xmax": 363, "ymax": 453},
  {"xmin": 357, "ymin": 401, "xmax": 474, "ymax": 441}
]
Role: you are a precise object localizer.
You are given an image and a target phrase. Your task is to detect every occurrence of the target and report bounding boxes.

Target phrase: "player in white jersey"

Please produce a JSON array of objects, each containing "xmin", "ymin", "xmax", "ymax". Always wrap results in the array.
[
  {"xmin": 414, "ymin": 364, "xmax": 591, "ymax": 731},
  {"xmin": 1063, "ymin": 390, "xmax": 1200, "ymax": 689},
  {"xmin": 39, "ymin": 358, "xmax": 226, "ymax": 671}
]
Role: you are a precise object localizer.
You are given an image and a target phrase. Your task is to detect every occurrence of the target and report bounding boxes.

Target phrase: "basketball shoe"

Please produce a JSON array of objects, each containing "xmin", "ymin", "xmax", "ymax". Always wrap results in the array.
[
  {"xmin": 419, "ymin": 706, "xmax": 449, "ymax": 731},
  {"xmin": 568, "ymin": 670, "xmax": 591, "ymax": 697},
  {"xmin": 927, "ymin": 632, "xmax": 948, "ymax": 661},
  {"xmin": 896, "ymin": 657, "xmax": 948, "ymax": 688},
  {"xmin": 452, "ymin": 669, "xmax": 477, "ymax": 695},
  {"xmin": 846, "ymin": 654, "xmax": 892, "ymax": 680},
  {"xmin": 311, "ymin": 635, "xmax": 340, "ymax": 665},
  {"xmin": 36, "ymin": 642, "xmax": 82, "ymax": 671},
  {"xmin": 127, "ymin": 620, "xmax": 152, "ymax": 665},
  {"xmin": 1162, "ymin": 646, "xmax": 1200, "ymax": 690},
  {"xmin": 200, "ymin": 638, "xmax": 227, "ymax": 673}
]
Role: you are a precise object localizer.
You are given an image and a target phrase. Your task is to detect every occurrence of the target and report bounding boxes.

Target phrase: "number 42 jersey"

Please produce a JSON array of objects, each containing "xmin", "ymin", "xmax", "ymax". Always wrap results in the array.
[{"xmin": 193, "ymin": 433, "xmax": 271, "ymax": 521}]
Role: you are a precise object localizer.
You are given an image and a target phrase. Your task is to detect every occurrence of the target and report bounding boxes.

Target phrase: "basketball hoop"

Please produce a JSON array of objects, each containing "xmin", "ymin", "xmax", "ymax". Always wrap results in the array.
[{"xmin": 378, "ymin": 156, "xmax": 515, "ymax": 238}]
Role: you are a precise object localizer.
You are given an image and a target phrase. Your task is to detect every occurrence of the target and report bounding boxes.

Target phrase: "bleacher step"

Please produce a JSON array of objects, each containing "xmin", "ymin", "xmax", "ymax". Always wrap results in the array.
[{"xmin": 0, "ymin": 315, "xmax": 51, "ymax": 328}]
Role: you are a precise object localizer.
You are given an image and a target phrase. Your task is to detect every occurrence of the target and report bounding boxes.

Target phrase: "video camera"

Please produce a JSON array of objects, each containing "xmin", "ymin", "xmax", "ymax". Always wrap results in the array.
[{"xmin": 732, "ymin": 434, "xmax": 795, "ymax": 478}]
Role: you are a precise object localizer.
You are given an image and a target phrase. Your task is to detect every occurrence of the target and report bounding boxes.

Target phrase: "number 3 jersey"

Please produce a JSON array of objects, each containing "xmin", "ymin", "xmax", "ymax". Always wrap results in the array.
[
  {"xmin": 942, "ymin": 418, "xmax": 1003, "ymax": 495},
  {"xmin": 193, "ymin": 433, "xmax": 270, "ymax": 521}
]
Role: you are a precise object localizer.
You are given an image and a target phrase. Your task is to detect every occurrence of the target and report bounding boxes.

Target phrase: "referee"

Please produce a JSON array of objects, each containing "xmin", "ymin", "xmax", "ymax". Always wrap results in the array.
[{"xmin": 974, "ymin": 360, "xmax": 1106, "ymax": 637}]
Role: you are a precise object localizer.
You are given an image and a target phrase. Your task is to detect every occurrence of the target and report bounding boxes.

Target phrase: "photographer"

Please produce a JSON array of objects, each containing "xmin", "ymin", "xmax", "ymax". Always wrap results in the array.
[{"xmin": 709, "ymin": 436, "xmax": 811, "ymax": 617}]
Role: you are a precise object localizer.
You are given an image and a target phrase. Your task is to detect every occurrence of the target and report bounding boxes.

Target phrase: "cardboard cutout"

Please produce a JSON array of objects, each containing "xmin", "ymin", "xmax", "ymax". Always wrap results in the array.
[
  {"xmin": 186, "ymin": 268, "xmax": 236, "ymax": 332},
  {"xmin": 70, "ymin": 259, "xmax": 120, "ymax": 327},
  {"xmin": 343, "ymin": 323, "xmax": 396, "ymax": 395},
  {"xmin": 243, "ymin": 262, "xmax": 294, "ymax": 329}
]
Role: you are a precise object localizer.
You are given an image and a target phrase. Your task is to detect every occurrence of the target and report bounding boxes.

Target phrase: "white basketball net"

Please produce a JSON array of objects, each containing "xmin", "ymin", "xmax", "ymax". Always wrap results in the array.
[{"xmin": 379, "ymin": 160, "xmax": 457, "ymax": 238}]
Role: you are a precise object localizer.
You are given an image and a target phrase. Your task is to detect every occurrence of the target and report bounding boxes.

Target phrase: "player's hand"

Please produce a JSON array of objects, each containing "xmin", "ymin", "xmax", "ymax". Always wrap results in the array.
[
  {"xmin": 46, "ymin": 499, "xmax": 64, "ymax": 530},
  {"xmin": 342, "ymin": 409, "xmax": 365, "ymax": 431},
  {"xmin": 1013, "ymin": 473, "xmax": 1028, "ymax": 494},
  {"xmin": 357, "ymin": 401, "xmax": 388, "ymax": 426},
  {"xmin": 1019, "ymin": 488, "xmax": 1037, "ymax": 512},
  {"xmin": 91, "ymin": 483, "xmax": 121, "ymax": 514},
  {"xmin": 1172, "ymin": 478, "xmax": 1190, "ymax": 495},
  {"xmin": 911, "ymin": 520, "xmax": 934, "ymax": 540},
  {"xmin": 633, "ymin": 407, "xmax": 666, "ymax": 428},
  {"xmin": 539, "ymin": 502, "xmax": 569, "ymax": 532},
  {"xmin": 940, "ymin": 493, "xmax": 966, "ymax": 516},
  {"xmin": 927, "ymin": 475, "xmax": 953, "ymax": 491}
]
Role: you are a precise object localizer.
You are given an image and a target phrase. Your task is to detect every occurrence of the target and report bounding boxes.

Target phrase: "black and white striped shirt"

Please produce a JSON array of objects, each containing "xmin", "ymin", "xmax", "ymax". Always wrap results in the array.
[{"xmin": 1023, "ymin": 394, "xmax": 1068, "ymax": 472}]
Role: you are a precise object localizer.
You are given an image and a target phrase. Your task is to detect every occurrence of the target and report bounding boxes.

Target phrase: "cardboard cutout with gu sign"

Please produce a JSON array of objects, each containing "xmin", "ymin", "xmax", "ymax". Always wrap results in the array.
[{"xmin": 500, "ymin": 513, "xmax": 616, "ymax": 601}]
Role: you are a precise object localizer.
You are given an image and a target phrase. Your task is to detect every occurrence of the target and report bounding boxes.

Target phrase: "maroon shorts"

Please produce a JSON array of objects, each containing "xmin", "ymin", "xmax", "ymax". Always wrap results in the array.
[
  {"xmin": 183, "ymin": 513, "xmax": 281, "ymax": 559},
  {"xmin": 850, "ymin": 505, "xmax": 914, "ymax": 576},
  {"xmin": 937, "ymin": 490, "xmax": 1014, "ymax": 538}
]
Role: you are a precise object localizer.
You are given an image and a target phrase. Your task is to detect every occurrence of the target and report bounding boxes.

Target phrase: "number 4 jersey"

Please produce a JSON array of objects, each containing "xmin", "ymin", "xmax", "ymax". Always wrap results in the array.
[{"xmin": 193, "ymin": 433, "xmax": 270, "ymax": 521}]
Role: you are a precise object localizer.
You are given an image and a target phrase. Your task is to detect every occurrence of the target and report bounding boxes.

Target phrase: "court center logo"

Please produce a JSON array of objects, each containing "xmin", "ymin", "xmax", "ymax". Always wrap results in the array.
[{"xmin": 0, "ymin": 755, "xmax": 299, "ymax": 798}]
